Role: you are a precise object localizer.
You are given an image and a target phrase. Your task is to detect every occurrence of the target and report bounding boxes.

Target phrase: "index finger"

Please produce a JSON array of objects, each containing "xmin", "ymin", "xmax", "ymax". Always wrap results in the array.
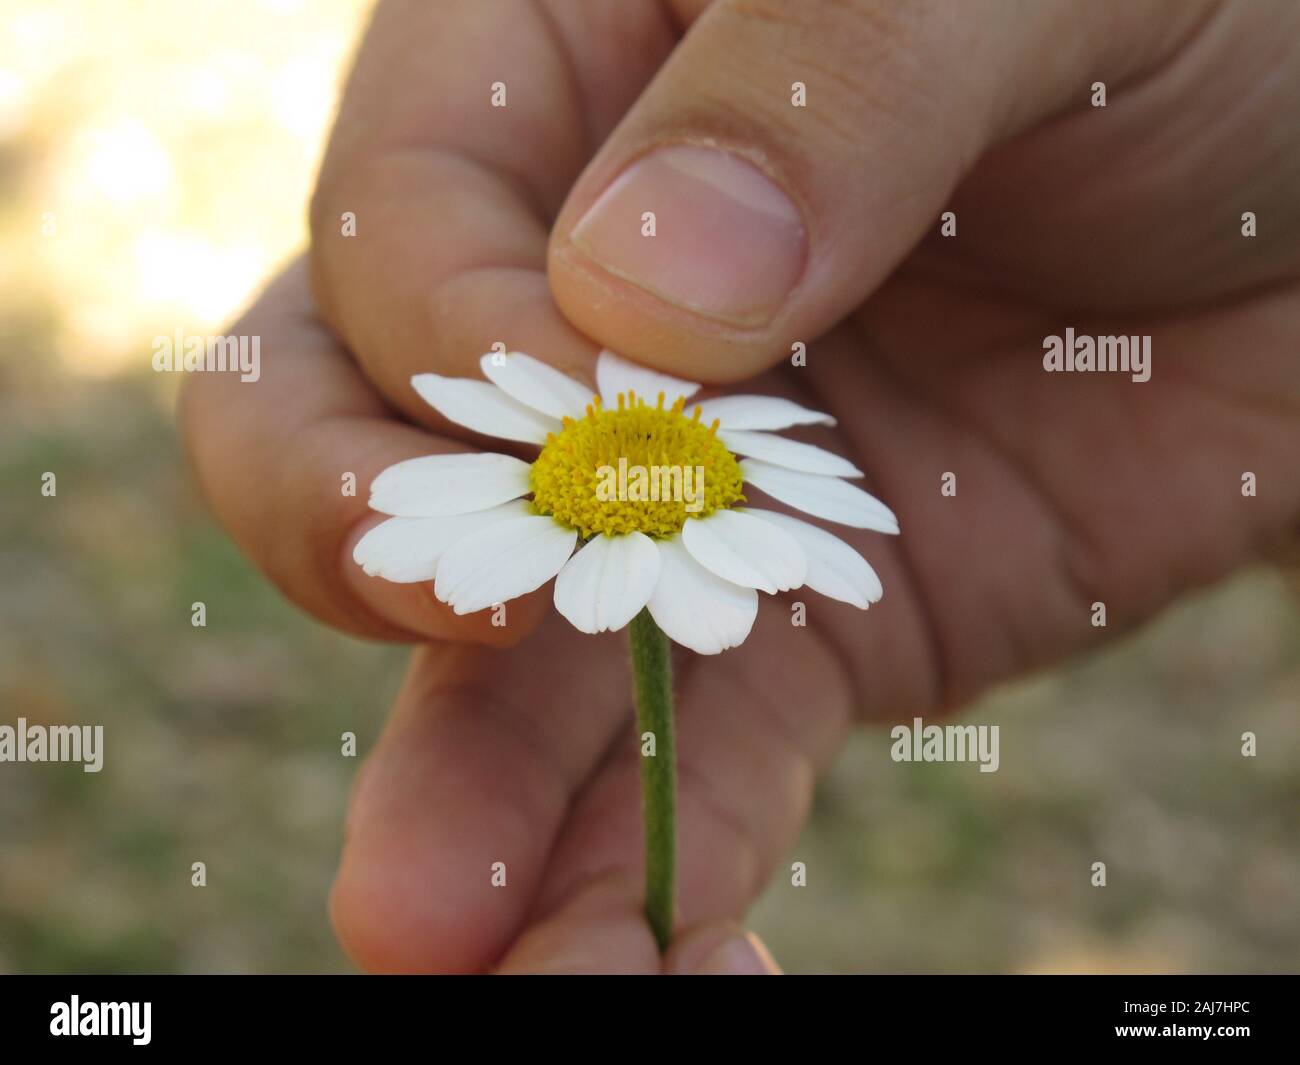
[{"xmin": 308, "ymin": 0, "xmax": 678, "ymax": 429}]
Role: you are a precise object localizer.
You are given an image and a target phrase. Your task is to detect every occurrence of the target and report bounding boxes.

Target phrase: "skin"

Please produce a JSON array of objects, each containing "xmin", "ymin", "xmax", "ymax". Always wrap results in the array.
[{"xmin": 181, "ymin": 0, "xmax": 1300, "ymax": 973}]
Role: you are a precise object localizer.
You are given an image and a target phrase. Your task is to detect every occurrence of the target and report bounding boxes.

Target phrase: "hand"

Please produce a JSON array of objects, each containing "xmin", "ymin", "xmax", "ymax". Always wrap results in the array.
[{"xmin": 183, "ymin": 0, "xmax": 1300, "ymax": 972}]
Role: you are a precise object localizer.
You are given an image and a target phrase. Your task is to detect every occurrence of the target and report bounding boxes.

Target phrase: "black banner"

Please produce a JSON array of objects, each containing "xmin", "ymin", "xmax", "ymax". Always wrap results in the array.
[{"xmin": 0, "ymin": 975, "xmax": 1291, "ymax": 1051}]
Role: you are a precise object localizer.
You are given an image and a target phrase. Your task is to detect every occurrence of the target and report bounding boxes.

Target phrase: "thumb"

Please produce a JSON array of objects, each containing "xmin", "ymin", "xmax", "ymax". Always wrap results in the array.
[{"xmin": 547, "ymin": 0, "xmax": 1213, "ymax": 380}]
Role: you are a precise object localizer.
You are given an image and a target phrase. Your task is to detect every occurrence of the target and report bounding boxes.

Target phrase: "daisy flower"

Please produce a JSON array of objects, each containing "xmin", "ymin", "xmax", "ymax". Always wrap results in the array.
[
  {"xmin": 353, "ymin": 350, "xmax": 899, "ymax": 654},
  {"xmin": 352, "ymin": 347, "xmax": 901, "ymax": 951}
]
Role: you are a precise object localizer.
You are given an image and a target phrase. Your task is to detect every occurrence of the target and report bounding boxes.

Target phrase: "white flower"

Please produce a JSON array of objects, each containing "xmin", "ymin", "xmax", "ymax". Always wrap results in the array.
[{"xmin": 353, "ymin": 350, "xmax": 899, "ymax": 654}]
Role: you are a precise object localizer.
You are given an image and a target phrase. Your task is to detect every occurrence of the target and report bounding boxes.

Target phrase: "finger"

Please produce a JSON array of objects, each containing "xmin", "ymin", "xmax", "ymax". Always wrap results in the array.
[
  {"xmin": 494, "ymin": 874, "xmax": 780, "ymax": 974},
  {"xmin": 548, "ymin": 0, "xmax": 1215, "ymax": 379},
  {"xmin": 329, "ymin": 598, "xmax": 854, "ymax": 973},
  {"xmin": 330, "ymin": 621, "xmax": 632, "ymax": 974},
  {"xmin": 531, "ymin": 597, "xmax": 856, "ymax": 933},
  {"xmin": 664, "ymin": 922, "xmax": 782, "ymax": 975},
  {"xmin": 179, "ymin": 259, "xmax": 548, "ymax": 645},
  {"xmin": 493, "ymin": 872, "xmax": 661, "ymax": 975},
  {"xmin": 309, "ymin": 0, "xmax": 677, "ymax": 427}
]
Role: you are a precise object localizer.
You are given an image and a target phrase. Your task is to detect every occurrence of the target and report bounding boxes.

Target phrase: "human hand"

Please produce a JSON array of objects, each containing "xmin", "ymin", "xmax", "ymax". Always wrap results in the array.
[{"xmin": 184, "ymin": 0, "xmax": 1300, "ymax": 972}]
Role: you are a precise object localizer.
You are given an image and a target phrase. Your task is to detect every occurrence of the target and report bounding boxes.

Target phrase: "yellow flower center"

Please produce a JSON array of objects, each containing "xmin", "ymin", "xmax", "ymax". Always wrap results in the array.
[{"xmin": 530, "ymin": 391, "xmax": 745, "ymax": 539}]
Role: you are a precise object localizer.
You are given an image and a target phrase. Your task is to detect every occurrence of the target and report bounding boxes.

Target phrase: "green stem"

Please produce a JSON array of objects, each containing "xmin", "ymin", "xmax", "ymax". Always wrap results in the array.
[{"xmin": 629, "ymin": 607, "xmax": 675, "ymax": 952}]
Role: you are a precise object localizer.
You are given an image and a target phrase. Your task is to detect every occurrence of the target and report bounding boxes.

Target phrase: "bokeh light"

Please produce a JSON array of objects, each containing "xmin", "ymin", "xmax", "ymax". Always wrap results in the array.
[{"xmin": 0, "ymin": 0, "xmax": 373, "ymax": 376}]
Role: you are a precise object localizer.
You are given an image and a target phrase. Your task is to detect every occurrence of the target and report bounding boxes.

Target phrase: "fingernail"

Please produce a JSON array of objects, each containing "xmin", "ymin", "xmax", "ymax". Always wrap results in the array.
[
  {"xmin": 569, "ymin": 145, "xmax": 806, "ymax": 326},
  {"xmin": 692, "ymin": 932, "xmax": 782, "ymax": 975}
]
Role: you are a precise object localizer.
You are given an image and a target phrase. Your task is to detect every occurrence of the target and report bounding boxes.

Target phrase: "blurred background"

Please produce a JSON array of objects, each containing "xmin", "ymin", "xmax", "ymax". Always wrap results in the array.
[{"xmin": 1, "ymin": 0, "xmax": 1297, "ymax": 974}]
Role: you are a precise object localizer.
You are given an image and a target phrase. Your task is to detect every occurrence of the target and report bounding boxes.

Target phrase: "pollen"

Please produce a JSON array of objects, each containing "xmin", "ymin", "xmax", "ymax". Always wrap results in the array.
[{"xmin": 530, "ymin": 390, "xmax": 745, "ymax": 539}]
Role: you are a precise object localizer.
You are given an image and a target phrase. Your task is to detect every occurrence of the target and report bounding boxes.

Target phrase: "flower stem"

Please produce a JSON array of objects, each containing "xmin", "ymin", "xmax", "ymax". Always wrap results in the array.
[{"xmin": 628, "ymin": 607, "xmax": 675, "ymax": 952}]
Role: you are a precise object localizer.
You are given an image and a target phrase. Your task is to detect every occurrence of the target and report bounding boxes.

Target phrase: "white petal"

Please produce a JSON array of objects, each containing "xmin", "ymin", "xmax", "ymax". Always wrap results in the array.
[
  {"xmin": 648, "ymin": 537, "xmax": 758, "ymax": 655},
  {"xmin": 479, "ymin": 351, "xmax": 596, "ymax": 420},
  {"xmin": 719, "ymin": 429, "xmax": 862, "ymax": 478},
  {"xmin": 412, "ymin": 373, "xmax": 561, "ymax": 444},
  {"xmin": 681, "ymin": 510, "xmax": 805, "ymax": 593},
  {"xmin": 693, "ymin": 395, "xmax": 835, "ymax": 431},
  {"xmin": 352, "ymin": 502, "xmax": 531, "ymax": 583},
  {"xmin": 742, "ymin": 509, "xmax": 882, "ymax": 608},
  {"xmin": 596, "ymin": 350, "xmax": 699, "ymax": 408},
  {"xmin": 369, "ymin": 453, "xmax": 532, "ymax": 517},
  {"xmin": 435, "ymin": 515, "xmax": 577, "ymax": 615},
  {"xmin": 553, "ymin": 532, "xmax": 661, "ymax": 634},
  {"xmin": 741, "ymin": 459, "xmax": 899, "ymax": 533}
]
